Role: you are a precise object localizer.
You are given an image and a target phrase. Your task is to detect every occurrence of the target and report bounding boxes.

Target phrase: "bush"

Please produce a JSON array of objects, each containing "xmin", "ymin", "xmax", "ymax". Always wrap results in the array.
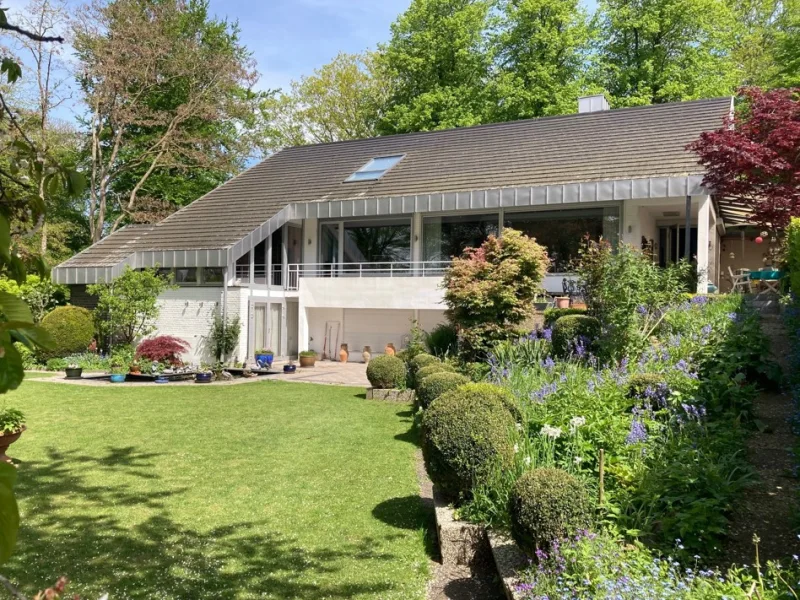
[
  {"xmin": 510, "ymin": 468, "xmax": 593, "ymax": 554},
  {"xmin": 417, "ymin": 372, "xmax": 470, "ymax": 409},
  {"xmin": 15, "ymin": 343, "xmax": 40, "ymax": 370},
  {"xmin": 46, "ymin": 357, "xmax": 67, "ymax": 371},
  {"xmin": 38, "ymin": 306, "xmax": 95, "ymax": 361},
  {"xmin": 627, "ymin": 372, "xmax": 667, "ymax": 398},
  {"xmin": 787, "ymin": 217, "xmax": 800, "ymax": 297},
  {"xmin": 426, "ymin": 323, "xmax": 458, "ymax": 358},
  {"xmin": 552, "ymin": 315, "xmax": 601, "ymax": 357},
  {"xmin": 411, "ymin": 352, "xmax": 439, "ymax": 372},
  {"xmin": 543, "ymin": 307, "xmax": 587, "ymax": 327},
  {"xmin": 366, "ymin": 355, "xmax": 407, "ymax": 389},
  {"xmin": 415, "ymin": 362, "xmax": 457, "ymax": 385},
  {"xmin": 422, "ymin": 383, "xmax": 517, "ymax": 500},
  {"xmin": 136, "ymin": 336, "xmax": 191, "ymax": 365}
]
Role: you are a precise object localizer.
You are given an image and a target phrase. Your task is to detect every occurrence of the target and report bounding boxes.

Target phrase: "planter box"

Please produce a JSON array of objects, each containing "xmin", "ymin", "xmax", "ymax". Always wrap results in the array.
[
  {"xmin": 366, "ymin": 388, "xmax": 415, "ymax": 402},
  {"xmin": 299, "ymin": 356, "xmax": 316, "ymax": 368},
  {"xmin": 432, "ymin": 485, "xmax": 489, "ymax": 567},
  {"xmin": 487, "ymin": 531, "xmax": 529, "ymax": 600}
]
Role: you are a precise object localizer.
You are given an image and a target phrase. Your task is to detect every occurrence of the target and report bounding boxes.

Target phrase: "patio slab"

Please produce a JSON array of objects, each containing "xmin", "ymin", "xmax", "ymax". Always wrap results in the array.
[{"xmin": 274, "ymin": 360, "xmax": 370, "ymax": 388}]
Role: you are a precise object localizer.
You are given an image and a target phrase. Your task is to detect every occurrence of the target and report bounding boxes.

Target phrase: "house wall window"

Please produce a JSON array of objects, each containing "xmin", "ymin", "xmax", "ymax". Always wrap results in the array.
[
  {"xmin": 156, "ymin": 267, "xmax": 225, "ymax": 286},
  {"xmin": 503, "ymin": 207, "xmax": 620, "ymax": 272},
  {"xmin": 343, "ymin": 219, "xmax": 411, "ymax": 264},
  {"xmin": 423, "ymin": 214, "xmax": 499, "ymax": 262}
]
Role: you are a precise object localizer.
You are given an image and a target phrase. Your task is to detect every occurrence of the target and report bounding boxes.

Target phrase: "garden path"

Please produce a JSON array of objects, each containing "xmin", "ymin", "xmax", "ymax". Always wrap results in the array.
[{"xmin": 724, "ymin": 313, "xmax": 800, "ymax": 565}]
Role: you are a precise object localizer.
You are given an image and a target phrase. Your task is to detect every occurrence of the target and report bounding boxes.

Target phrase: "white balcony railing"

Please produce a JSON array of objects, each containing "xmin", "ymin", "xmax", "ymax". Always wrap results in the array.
[
  {"xmin": 234, "ymin": 264, "xmax": 284, "ymax": 286},
  {"xmin": 286, "ymin": 261, "xmax": 451, "ymax": 291}
]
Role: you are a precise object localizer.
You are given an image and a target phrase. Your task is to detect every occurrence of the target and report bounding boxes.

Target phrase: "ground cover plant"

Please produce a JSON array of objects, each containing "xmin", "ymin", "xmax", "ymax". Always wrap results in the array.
[{"xmin": 3, "ymin": 380, "xmax": 431, "ymax": 599}]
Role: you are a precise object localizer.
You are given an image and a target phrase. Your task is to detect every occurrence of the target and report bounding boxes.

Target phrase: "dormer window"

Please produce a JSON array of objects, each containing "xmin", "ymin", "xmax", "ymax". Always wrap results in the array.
[{"xmin": 345, "ymin": 155, "xmax": 404, "ymax": 182}]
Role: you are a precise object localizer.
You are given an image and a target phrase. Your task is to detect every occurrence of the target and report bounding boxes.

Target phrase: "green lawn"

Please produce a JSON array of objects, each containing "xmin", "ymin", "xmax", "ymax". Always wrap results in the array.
[{"xmin": 1, "ymin": 380, "xmax": 432, "ymax": 599}]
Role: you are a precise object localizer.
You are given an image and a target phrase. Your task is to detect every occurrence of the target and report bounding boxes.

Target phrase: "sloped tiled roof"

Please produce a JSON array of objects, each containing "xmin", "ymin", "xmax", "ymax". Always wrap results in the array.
[{"xmin": 58, "ymin": 224, "xmax": 155, "ymax": 268}]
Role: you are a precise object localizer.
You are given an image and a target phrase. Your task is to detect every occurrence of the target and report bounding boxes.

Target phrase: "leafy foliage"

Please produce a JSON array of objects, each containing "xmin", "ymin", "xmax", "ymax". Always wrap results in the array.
[
  {"xmin": 425, "ymin": 323, "xmax": 458, "ymax": 359},
  {"xmin": 421, "ymin": 382, "xmax": 517, "ymax": 501},
  {"xmin": 443, "ymin": 229, "xmax": 549, "ymax": 361},
  {"xmin": 37, "ymin": 305, "xmax": 94, "ymax": 361},
  {"xmin": 366, "ymin": 355, "xmax": 407, "ymax": 389},
  {"xmin": 410, "ymin": 352, "xmax": 439, "ymax": 373},
  {"xmin": 207, "ymin": 313, "xmax": 241, "ymax": 362},
  {"xmin": 543, "ymin": 307, "xmax": 587, "ymax": 327},
  {"xmin": 551, "ymin": 315, "xmax": 601, "ymax": 358},
  {"xmin": 0, "ymin": 407, "xmax": 25, "ymax": 434},
  {"xmin": 510, "ymin": 467, "xmax": 593, "ymax": 553},
  {"xmin": 786, "ymin": 217, "xmax": 800, "ymax": 296},
  {"xmin": 88, "ymin": 267, "xmax": 174, "ymax": 348},
  {"xmin": 689, "ymin": 87, "xmax": 800, "ymax": 231},
  {"xmin": 415, "ymin": 362, "xmax": 457, "ymax": 385},
  {"xmin": 416, "ymin": 372, "xmax": 470, "ymax": 409},
  {"xmin": 0, "ymin": 274, "xmax": 68, "ymax": 323},
  {"xmin": 136, "ymin": 336, "xmax": 190, "ymax": 365}
]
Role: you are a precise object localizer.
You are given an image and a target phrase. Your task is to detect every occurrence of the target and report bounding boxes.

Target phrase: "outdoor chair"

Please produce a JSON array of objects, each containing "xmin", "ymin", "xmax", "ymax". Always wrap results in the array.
[{"xmin": 727, "ymin": 266, "xmax": 752, "ymax": 293}]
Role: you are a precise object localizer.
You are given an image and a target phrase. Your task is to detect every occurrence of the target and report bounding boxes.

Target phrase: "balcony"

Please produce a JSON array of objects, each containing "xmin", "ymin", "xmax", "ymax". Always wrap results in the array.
[
  {"xmin": 234, "ymin": 264, "xmax": 284, "ymax": 287},
  {"xmin": 288, "ymin": 261, "xmax": 450, "ymax": 291}
]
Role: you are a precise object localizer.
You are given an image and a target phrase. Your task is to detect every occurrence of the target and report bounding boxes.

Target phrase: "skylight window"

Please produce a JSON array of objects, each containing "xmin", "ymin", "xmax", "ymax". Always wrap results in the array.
[{"xmin": 346, "ymin": 155, "xmax": 404, "ymax": 182}]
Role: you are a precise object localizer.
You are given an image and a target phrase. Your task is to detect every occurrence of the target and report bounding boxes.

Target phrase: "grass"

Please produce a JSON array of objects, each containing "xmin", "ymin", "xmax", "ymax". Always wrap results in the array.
[
  {"xmin": 1, "ymin": 380, "xmax": 431, "ymax": 599},
  {"xmin": 22, "ymin": 371, "xmax": 58, "ymax": 379}
]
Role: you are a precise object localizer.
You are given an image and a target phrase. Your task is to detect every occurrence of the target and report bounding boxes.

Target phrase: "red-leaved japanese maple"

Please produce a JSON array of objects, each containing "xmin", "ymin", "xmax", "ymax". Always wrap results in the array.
[
  {"xmin": 689, "ymin": 87, "xmax": 800, "ymax": 231},
  {"xmin": 135, "ymin": 336, "xmax": 190, "ymax": 365}
]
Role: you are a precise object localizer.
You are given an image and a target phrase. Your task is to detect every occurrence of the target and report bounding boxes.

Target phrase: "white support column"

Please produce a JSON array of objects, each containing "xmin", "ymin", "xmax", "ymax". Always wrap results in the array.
[
  {"xmin": 298, "ymin": 303, "xmax": 309, "ymax": 352},
  {"xmin": 266, "ymin": 233, "xmax": 273, "ymax": 291},
  {"xmin": 696, "ymin": 195, "xmax": 711, "ymax": 293},
  {"xmin": 281, "ymin": 225, "xmax": 289, "ymax": 289}
]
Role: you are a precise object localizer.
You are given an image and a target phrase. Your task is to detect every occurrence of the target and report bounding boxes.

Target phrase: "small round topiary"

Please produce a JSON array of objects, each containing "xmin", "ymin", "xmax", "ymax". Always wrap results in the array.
[
  {"xmin": 366, "ymin": 354, "xmax": 407, "ymax": 389},
  {"xmin": 411, "ymin": 352, "xmax": 439, "ymax": 372},
  {"xmin": 510, "ymin": 468, "xmax": 593, "ymax": 555},
  {"xmin": 552, "ymin": 315, "xmax": 601, "ymax": 357},
  {"xmin": 38, "ymin": 306, "xmax": 95, "ymax": 361},
  {"xmin": 415, "ymin": 362, "xmax": 457, "ymax": 386},
  {"xmin": 416, "ymin": 371, "xmax": 470, "ymax": 409},
  {"xmin": 421, "ymin": 383, "xmax": 517, "ymax": 501},
  {"xmin": 627, "ymin": 372, "xmax": 667, "ymax": 398}
]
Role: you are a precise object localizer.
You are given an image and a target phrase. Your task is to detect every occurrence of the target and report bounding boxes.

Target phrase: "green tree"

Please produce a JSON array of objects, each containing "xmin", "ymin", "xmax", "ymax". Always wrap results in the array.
[
  {"xmin": 261, "ymin": 52, "xmax": 389, "ymax": 152},
  {"xmin": 593, "ymin": 0, "xmax": 742, "ymax": 106},
  {"xmin": 378, "ymin": 0, "xmax": 494, "ymax": 134},
  {"xmin": 489, "ymin": 0, "xmax": 593, "ymax": 120},
  {"xmin": 773, "ymin": 0, "xmax": 800, "ymax": 87},
  {"xmin": 88, "ymin": 267, "xmax": 175, "ymax": 347}
]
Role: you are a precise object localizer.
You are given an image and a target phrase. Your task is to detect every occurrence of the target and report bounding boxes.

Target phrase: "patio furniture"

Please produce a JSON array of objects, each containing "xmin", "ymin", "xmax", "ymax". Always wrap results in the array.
[
  {"xmin": 562, "ymin": 278, "xmax": 586, "ymax": 302},
  {"xmin": 728, "ymin": 267, "xmax": 752, "ymax": 293},
  {"xmin": 749, "ymin": 269, "xmax": 783, "ymax": 294}
]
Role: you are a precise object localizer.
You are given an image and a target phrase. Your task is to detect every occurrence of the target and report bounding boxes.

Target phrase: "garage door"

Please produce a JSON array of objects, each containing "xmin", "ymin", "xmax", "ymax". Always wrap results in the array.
[{"xmin": 343, "ymin": 309, "xmax": 415, "ymax": 354}]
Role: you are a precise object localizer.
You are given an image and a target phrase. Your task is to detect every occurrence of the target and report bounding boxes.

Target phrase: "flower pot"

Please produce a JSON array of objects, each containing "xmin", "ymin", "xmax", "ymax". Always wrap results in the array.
[
  {"xmin": 195, "ymin": 372, "xmax": 213, "ymax": 384},
  {"xmin": 65, "ymin": 367, "xmax": 83, "ymax": 380},
  {"xmin": 339, "ymin": 344, "xmax": 349, "ymax": 363},
  {"xmin": 571, "ymin": 302, "xmax": 587, "ymax": 310},
  {"xmin": 0, "ymin": 427, "xmax": 25, "ymax": 464},
  {"xmin": 384, "ymin": 343, "xmax": 396, "ymax": 356},
  {"xmin": 362, "ymin": 346, "xmax": 372, "ymax": 363},
  {"xmin": 109, "ymin": 374, "xmax": 126, "ymax": 383},
  {"xmin": 299, "ymin": 355, "xmax": 316, "ymax": 368},
  {"xmin": 283, "ymin": 364, "xmax": 297, "ymax": 373},
  {"xmin": 255, "ymin": 353, "xmax": 274, "ymax": 368},
  {"xmin": 555, "ymin": 297, "xmax": 570, "ymax": 309}
]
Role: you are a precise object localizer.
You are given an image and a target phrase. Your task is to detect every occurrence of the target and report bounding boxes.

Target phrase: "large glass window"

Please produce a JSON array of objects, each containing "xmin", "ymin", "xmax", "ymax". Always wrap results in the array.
[
  {"xmin": 503, "ymin": 207, "xmax": 620, "ymax": 272},
  {"xmin": 423, "ymin": 214, "xmax": 499, "ymax": 262},
  {"xmin": 343, "ymin": 219, "xmax": 411, "ymax": 264}
]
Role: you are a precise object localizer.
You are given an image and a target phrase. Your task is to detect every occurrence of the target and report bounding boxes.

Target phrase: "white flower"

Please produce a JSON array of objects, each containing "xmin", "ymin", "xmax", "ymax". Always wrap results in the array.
[
  {"xmin": 513, "ymin": 443, "xmax": 519, "ymax": 453},
  {"xmin": 515, "ymin": 422, "xmax": 523, "ymax": 431},
  {"xmin": 524, "ymin": 456, "xmax": 531, "ymax": 466},
  {"xmin": 574, "ymin": 456, "xmax": 583, "ymax": 464},
  {"xmin": 569, "ymin": 416, "xmax": 586, "ymax": 431},
  {"xmin": 539, "ymin": 424, "xmax": 563, "ymax": 439}
]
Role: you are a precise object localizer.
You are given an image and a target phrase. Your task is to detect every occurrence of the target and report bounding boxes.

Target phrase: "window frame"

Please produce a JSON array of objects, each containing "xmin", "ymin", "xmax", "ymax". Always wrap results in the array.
[{"xmin": 345, "ymin": 154, "xmax": 405, "ymax": 183}]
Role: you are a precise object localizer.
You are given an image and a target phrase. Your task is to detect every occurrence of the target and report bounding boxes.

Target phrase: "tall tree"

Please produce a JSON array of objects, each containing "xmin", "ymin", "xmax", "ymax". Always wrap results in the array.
[
  {"xmin": 378, "ymin": 0, "xmax": 494, "ymax": 134},
  {"xmin": 689, "ymin": 87, "xmax": 800, "ymax": 231},
  {"xmin": 593, "ymin": 0, "xmax": 742, "ymax": 106},
  {"xmin": 730, "ymin": 0, "xmax": 783, "ymax": 88},
  {"xmin": 773, "ymin": 0, "xmax": 799, "ymax": 87},
  {"xmin": 489, "ymin": 0, "xmax": 593, "ymax": 121},
  {"xmin": 261, "ymin": 52, "xmax": 389, "ymax": 152},
  {"xmin": 73, "ymin": 0, "xmax": 261, "ymax": 242}
]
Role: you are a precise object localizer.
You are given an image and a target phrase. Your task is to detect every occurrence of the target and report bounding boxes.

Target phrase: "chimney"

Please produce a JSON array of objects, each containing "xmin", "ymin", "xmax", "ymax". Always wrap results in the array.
[{"xmin": 578, "ymin": 94, "xmax": 610, "ymax": 113}]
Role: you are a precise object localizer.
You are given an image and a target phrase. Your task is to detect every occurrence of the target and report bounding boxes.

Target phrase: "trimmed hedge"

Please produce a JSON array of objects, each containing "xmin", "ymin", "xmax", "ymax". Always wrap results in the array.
[
  {"xmin": 543, "ymin": 307, "xmax": 587, "ymax": 327},
  {"xmin": 366, "ymin": 355, "xmax": 407, "ymax": 389},
  {"xmin": 552, "ymin": 315, "xmax": 601, "ymax": 357},
  {"xmin": 38, "ymin": 306, "xmax": 95, "ymax": 361},
  {"xmin": 416, "ymin": 372, "xmax": 470, "ymax": 409},
  {"xmin": 411, "ymin": 353, "xmax": 439, "ymax": 372},
  {"xmin": 627, "ymin": 372, "xmax": 667, "ymax": 398},
  {"xmin": 510, "ymin": 468, "xmax": 593, "ymax": 554},
  {"xmin": 415, "ymin": 362, "xmax": 457, "ymax": 386},
  {"xmin": 422, "ymin": 383, "xmax": 517, "ymax": 500}
]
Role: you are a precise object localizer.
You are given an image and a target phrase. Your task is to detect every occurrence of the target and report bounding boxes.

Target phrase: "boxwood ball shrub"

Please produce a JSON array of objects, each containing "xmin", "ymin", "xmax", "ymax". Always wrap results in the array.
[
  {"xmin": 416, "ymin": 372, "xmax": 470, "ymax": 409},
  {"xmin": 38, "ymin": 305, "xmax": 95, "ymax": 360},
  {"xmin": 415, "ymin": 362, "xmax": 457, "ymax": 386},
  {"xmin": 552, "ymin": 315, "xmax": 601, "ymax": 357},
  {"xmin": 422, "ymin": 383, "xmax": 517, "ymax": 500},
  {"xmin": 510, "ymin": 468, "xmax": 593, "ymax": 555},
  {"xmin": 627, "ymin": 372, "xmax": 667, "ymax": 398},
  {"xmin": 543, "ymin": 307, "xmax": 587, "ymax": 327},
  {"xmin": 411, "ymin": 352, "xmax": 439, "ymax": 372},
  {"xmin": 366, "ymin": 355, "xmax": 406, "ymax": 389}
]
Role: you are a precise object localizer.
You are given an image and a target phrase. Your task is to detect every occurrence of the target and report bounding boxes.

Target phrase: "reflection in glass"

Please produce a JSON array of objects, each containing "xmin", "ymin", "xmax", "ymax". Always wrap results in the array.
[
  {"xmin": 343, "ymin": 220, "xmax": 411, "ymax": 264},
  {"xmin": 423, "ymin": 214, "xmax": 499, "ymax": 261},
  {"xmin": 175, "ymin": 268, "xmax": 197, "ymax": 283},
  {"xmin": 202, "ymin": 267, "xmax": 224, "ymax": 285}
]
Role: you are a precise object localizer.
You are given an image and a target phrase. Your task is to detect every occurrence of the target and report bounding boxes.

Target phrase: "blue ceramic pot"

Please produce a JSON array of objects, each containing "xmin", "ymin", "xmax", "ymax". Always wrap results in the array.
[
  {"xmin": 255, "ymin": 353, "xmax": 274, "ymax": 368},
  {"xmin": 110, "ymin": 374, "xmax": 126, "ymax": 383},
  {"xmin": 195, "ymin": 373, "xmax": 213, "ymax": 384},
  {"xmin": 283, "ymin": 364, "xmax": 296, "ymax": 373}
]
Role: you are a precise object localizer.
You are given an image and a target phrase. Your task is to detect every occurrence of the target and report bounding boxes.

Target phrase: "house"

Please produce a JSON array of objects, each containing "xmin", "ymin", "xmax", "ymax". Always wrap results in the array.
[{"xmin": 53, "ymin": 95, "xmax": 736, "ymax": 363}]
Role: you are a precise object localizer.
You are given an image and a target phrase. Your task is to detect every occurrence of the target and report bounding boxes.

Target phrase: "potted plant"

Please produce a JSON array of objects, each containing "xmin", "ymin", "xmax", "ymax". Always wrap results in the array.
[
  {"xmin": 129, "ymin": 360, "xmax": 142, "ymax": 375},
  {"xmin": 212, "ymin": 361, "xmax": 225, "ymax": 381},
  {"xmin": 254, "ymin": 349, "xmax": 274, "ymax": 369},
  {"xmin": 299, "ymin": 350, "xmax": 317, "ymax": 368},
  {"xmin": 283, "ymin": 359, "xmax": 297, "ymax": 374},
  {"xmin": 65, "ymin": 363, "xmax": 83, "ymax": 380},
  {"xmin": 555, "ymin": 296, "xmax": 570, "ymax": 309},
  {"xmin": 195, "ymin": 364, "xmax": 213, "ymax": 384},
  {"xmin": 109, "ymin": 363, "xmax": 127, "ymax": 383},
  {"xmin": 0, "ymin": 407, "xmax": 26, "ymax": 463}
]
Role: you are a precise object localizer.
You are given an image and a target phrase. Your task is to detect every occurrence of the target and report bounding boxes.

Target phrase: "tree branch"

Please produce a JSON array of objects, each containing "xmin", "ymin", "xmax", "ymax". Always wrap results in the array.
[{"xmin": 0, "ymin": 21, "xmax": 64, "ymax": 43}]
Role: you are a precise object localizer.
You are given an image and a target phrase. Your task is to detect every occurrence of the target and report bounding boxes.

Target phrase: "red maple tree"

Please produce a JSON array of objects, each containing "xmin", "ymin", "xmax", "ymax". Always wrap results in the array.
[{"xmin": 689, "ymin": 87, "xmax": 800, "ymax": 231}]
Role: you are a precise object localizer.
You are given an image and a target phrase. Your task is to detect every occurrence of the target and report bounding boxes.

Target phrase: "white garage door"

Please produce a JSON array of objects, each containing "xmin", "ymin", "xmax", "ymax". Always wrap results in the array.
[{"xmin": 343, "ymin": 309, "xmax": 415, "ymax": 354}]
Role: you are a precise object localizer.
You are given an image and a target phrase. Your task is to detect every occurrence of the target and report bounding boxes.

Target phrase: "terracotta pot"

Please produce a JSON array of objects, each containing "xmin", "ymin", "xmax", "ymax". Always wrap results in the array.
[
  {"xmin": 385, "ymin": 343, "xmax": 396, "ymax": 356},
  {"xmin": 362, "ymin": 346, "xmax": 372, "ymax": 363},
  {"xmin": 299, "ymin": 355, "xmax": 316, "ymax": 368},
  {"xmin": 339, "ymin": 344, "xmax": 349, "ymax": 363},
  {"xmin": 571, "ymin": 302, "xmax": 587, "ymax": 310},
  {"xmin": 555, "ymin": 297, "xmax": 570, "ymax": 309},
  {"xmin": 0, "ymin": 427, "xmax": 25, "ymax": 464}
]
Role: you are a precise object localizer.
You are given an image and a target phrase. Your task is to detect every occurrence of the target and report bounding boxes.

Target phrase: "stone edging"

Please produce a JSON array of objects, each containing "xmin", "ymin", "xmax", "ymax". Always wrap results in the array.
[
  {"xmin": 432, "ymin": 486, "xmax": 490, "ymax": 567},
  {"xmin": 487, "ymin": 531, "xmax": 529, "ymax": 600},
  {"xmin": 366, "ymin": 388, "xmax": 415, "ymax": 402}
]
